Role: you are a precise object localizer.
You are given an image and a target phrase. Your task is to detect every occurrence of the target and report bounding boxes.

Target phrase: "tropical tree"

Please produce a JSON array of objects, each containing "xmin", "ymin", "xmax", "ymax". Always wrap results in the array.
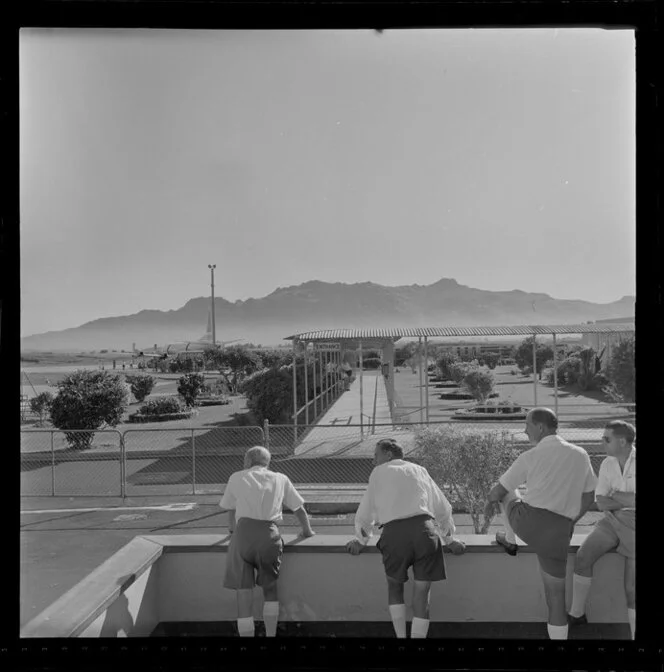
[
  {"xmin": 177, "ymin": 373, "xmax": 206, "ymax": 407},
  {"xmin": 125, "ymin": 373, "xmax": 156, "ymax": 403},
  {"xmin": 204, "ymin": 345, "xmax": 262, "ymax": 394},
  {"xmin": 49, "ymin": 370, "xmax": 128, "ymax": 450},
  {"xmin": 461, "ymin": 368, "xmax": 496, "ymax": 402},
  {"xmin": 30, "ymin": 391, "xmax": 54, "ymax": 426},
  {"xmin": 514, "ymin": 337, "xmax": 554, "ymax": 380}
]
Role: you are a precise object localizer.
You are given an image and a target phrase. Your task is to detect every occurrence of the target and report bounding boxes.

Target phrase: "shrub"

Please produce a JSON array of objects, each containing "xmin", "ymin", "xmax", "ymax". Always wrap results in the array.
[
  {"xmin": 413, "ymin": 425, "xmax": 520, "ymax": 533},
  {"xmin": 448, "ymin": 361, "xmax": 476, "ymax": 384},
  {"xmin": 49, "ymin": 370, "xmax": 128, "ymax": 450},
  {"xmin": 435, "ymin": 352, "xmax": 459, "ymax": 380},
  {"xmin": 204, "ymin": 345, "xmax": 262, "ymax": 393},
  {"xmin": 461, "ymin": 368, "xmax": 496, "ymax": 402},
  {"xmin": 481, "ymin": 352, "xmax": 500, "ymax": 370},
  {"xmin": 362, "ymin": 357, "xmax": 382, "ymax": 370},
  {"xmin": 125, "ymin": 374, "xmax": 156, "ymax": 403},
  {"xmin": 30, "ymin": 392, "xmax": 54, "ymax": 426},
  {"xmin": 604, "ymin": 336, "xmax": 635, "ymax": 402},
  {"xmin": 177, "ymin": 373, "xmax": 206, "ymax": 407},
  {"xmin": 139, "ymin": 396, "xmax": 184, "ymax": 415},
  {"xmin": 241, "ymin": 355, "xmax": 329, "ymax": 425}
]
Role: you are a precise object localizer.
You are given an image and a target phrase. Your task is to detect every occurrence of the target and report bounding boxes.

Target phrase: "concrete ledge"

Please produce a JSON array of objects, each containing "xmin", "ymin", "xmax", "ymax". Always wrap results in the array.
[
  {"xmin": 20, "ymin": 536, "xmax": 164, "ymax": 638},
  {"xmin": 145, "ymin": 533, "xmax": 594, "ymax": 554},
  {"xmin": 21, "ymin": 533, "xmax": 628, "ymax": 638}
]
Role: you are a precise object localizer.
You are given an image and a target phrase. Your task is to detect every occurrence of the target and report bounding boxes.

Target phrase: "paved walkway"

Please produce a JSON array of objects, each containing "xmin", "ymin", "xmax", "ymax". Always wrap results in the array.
[{"xmin": 294, "ymin": 373, "xmax": 415, "ymax": 457}]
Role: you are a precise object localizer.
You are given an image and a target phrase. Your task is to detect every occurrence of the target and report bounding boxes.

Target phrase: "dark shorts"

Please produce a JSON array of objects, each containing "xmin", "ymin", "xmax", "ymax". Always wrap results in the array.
[
  {"xmin": 593, "ymin": 510, "xmax": 635, "ymax": 559},
  {"xmin": 223, "ymin": 517, "xmax": 284, "ymax": 589},
  {"xmin": 507, "ymin": 501, "xmax": 573, "ymax": 579},
  {"xmin": 377, "ymin": 514, "xmax": 446, "ymax": 583}
]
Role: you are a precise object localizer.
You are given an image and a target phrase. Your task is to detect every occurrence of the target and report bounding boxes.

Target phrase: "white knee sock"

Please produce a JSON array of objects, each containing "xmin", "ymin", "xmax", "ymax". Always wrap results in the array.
[
  {"xmin": 388, "ymin": 604, "xmax": 407, "ymax": 638},
  {"xmin": 628, "ymin": 608, "xmax": 636, "ymax": 639},
  {"xmin": 547, "ymin": 623, "xmax": 568, "ymax": 640},
  {"xmin": 237, "ymin": 616, "xmax": 255, "ymax": 637},
  {"xmin": 411, "ymin": 617, "xmax": 430, "ymax": 639},
  {"xmin": 569, "ymin": 574, "xmax": 592, "ymax": 617},
  {"xmin": 263, "ymin": 601, "xmax": 280, "ymax": 637}
]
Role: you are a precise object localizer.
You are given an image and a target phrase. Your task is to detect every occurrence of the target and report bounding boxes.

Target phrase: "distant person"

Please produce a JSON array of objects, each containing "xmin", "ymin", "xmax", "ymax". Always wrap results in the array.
[
  {"xmin": 346, "ymin": 438, "xmax": 465, "ymax": 639},
  {"xmin": 485, "ymin": 408, "xmax": 597, "ymax": 640},
  {"xmin": 219, "ymin": 446, "xmax": 315, "ymax": 637},
  {"xmin": 568, "ymin": 421, "xmax": 636, "ymax": 638},
  {"xmin": 122, "ymin": 363, "xmax": 125, "ymax": 370}
]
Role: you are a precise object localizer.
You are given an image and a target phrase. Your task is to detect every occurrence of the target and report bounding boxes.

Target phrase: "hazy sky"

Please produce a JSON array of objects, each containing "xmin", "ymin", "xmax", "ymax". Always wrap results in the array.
[{"xmin": 20, "ymin": 28, "xmax": 635, "ymax": 336}]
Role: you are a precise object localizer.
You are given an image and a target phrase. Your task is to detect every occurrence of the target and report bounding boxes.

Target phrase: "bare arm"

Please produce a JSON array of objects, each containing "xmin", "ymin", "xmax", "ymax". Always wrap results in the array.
[
  {"xmin": 227, "ymin": 509, "xmax": 236, "ymax": 533},
  {"xmin": 572, "ymin": 491, "xmax": 595, "ymax": 525},
  {"xmin": 596, "ymin": 494, "xmax": 628, "ymax": 512},
  {"xmin": 293, "ymin": 506, "xmax": 315, "ymax": 537},
  {"xmin": 611, "ymin": 491, "xmax": 635, "ymax": 508}
]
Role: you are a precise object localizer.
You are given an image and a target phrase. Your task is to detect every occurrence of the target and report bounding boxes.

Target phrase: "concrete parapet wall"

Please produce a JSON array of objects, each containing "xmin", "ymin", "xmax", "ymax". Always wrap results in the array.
[{"xmin": 21, "ymin": 534, "xmax": 629, "ymax": 638}]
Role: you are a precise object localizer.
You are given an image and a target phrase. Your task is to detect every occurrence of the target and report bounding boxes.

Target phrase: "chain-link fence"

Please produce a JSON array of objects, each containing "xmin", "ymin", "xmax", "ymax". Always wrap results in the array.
[
  {"xmin": 21, "ymin": 406, "xmax": 635, "ymax": 497},
  {"xmin": 21, "ymin": 429, "xmax": 123, "ymax": 497}
]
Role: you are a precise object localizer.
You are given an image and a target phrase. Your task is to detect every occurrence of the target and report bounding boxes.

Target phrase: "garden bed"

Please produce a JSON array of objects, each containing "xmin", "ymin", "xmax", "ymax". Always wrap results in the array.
[
  {"xmin": 127, "ymin": 411, "xmax": 194, "ymax": 423},
  {"xmin": 196, "ymin": 397, "xmax": 231, "ymax": 407},
  {"xmin": 439, "ymin": 391, "xmax": 499, "ymax": 400},
  {"xmin": 452, "ymin": 404, "xmax": 527, "ymax": 420}
]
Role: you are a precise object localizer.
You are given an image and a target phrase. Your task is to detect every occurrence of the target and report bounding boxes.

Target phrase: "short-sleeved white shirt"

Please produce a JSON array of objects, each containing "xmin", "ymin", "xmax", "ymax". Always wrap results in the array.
[
  {"xmin": 220, "ymin": 466, "xmax": 305, "ymax": 523},
  {"xmin": 499, "ymin": 434, "xmax": 597, "ymax": 520},
  {"xmin": 595, "ymin": 447, "xmax": 636, "ymax": 510}
]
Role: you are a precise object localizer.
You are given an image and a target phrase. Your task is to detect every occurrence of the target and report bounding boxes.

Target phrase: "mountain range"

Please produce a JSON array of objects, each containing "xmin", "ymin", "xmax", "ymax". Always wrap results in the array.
[{"xmin": 21, "ymin": 278, "xmax": 635, "ymax": 351}]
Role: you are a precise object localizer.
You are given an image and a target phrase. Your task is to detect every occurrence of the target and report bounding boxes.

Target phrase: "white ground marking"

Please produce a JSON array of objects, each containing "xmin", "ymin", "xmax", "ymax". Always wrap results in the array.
[{"xmin": 21, "ymin": 503, "xmax": 198, "ymax": 515}]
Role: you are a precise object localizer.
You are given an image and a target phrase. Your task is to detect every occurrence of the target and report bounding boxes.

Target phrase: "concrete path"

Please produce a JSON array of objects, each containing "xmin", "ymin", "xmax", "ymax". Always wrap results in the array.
[{"xmin": 294, "ymin": 373, "xmax": 412, "ymax": 457}]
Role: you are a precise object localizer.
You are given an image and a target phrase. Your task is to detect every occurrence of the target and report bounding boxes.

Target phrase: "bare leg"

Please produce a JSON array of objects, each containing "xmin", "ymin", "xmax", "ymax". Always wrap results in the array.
[
  {"xmin": 236, "ymin": 588, "xmax": 254, "ymax": 618},
  {"xmin": 498, "ymin": 489, "xmax": 521, "ymax": 545},
  {"xmin": 540, "ymin": 567, "xmax": 567, "ymax": 631},
  {"xmin": 386, "ymin": 576, "xmax": 406, "ymax": 638},
  {"xmin": 625, "ymin": 557, "xmax": 636, "ymax": 639},
  {"xmin": 236, "ymin": 588, "xmax": 255, "ymax": 637},
  {"xmin": 411, "ymin": 580, "xmax": 431, "ymax": 619},
  {"xmin": 261, "ymin": 581, "xmax": 279, "ymax": 637}
]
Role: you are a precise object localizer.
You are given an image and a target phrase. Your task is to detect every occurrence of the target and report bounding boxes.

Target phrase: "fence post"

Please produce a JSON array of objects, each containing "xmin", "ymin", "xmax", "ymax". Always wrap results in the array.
[
  {"xmin": 192, "ymin": 429, "xmax": 196, "ymax": 495},
  {"xmin": 51, "ymin": 431, "xmax": 55, "ymax": 497},
  {"xmin": 120, "ymin": 431, "xmax": 126, "ymax": 500},
  {"xmin": 263, "ymin": 419, "xmax": 270, "ymax": 450}
]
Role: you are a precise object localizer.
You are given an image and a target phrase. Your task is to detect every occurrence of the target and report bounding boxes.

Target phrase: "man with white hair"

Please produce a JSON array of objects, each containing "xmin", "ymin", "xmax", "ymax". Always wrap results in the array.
[{"xmin": 220, "ymin": 446, "xmax": 315, "ymax": 637}]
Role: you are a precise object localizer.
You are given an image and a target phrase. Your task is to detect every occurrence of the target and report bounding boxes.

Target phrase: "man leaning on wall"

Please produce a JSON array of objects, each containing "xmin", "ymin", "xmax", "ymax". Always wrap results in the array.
[
  {"xmin": 346, "ymin": 438, "xmax": 466, "ymax": 639},
  {"xmin": 485, "ymin": 407, "xmax": 597, "ymax": 640},
  {"xmin": 219, "ymin": 446, "xmax": 315, "ymax": 637}
]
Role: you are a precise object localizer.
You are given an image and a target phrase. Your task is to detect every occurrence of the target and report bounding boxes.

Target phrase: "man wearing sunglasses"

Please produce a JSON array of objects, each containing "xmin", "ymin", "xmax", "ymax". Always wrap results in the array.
[
  {"xmin": 485, "ymin": 407, "xmax": 597, "ymax": 640},
  {"xmin": 569, "ymin": 420, "xmax": 636, "ymax": 639},
  {"xmin": 345, "ymin": 438, "xmax": 466, "ymax": 639}
]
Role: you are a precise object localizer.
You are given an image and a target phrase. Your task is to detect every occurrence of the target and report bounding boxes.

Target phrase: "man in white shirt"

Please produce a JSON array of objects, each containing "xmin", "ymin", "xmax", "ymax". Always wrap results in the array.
[
  {"xmin": 220, "ymin": 446, "xmax": 315, "ymax": 637},
  {"xmin": 345, "ymin": 438, "xmax": 466, "ymax": 639},
  {"xmin": 569, "ymin": 420, "xmax": 636, "ymax": 639},
  {"xmin": 485, "ymin": 408, "xmax": 597, "ymax": 640}
]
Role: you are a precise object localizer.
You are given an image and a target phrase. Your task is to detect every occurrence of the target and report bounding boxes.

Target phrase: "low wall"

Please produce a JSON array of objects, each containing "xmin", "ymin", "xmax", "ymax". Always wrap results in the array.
[{"xmin": 21, "ymin": 534, "xmax": 629, "ymax": 638}]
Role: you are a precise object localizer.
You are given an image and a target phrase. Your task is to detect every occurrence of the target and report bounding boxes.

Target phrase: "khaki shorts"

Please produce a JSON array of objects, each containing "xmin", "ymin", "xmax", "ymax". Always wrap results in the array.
[
  {"xmin": 223, "ymin": 517, "xmax": 284, "ymax": 589},
  {"xmin": 376, "ymin": 514, "xmax": 446, "ymax": 583},
  {"xmin": 593, "ymin": 510, "xmax": 635, "ymax": 559},
  {"xmin": 507, "ymin": 501, "xmax": 573, "ymax": 579}
]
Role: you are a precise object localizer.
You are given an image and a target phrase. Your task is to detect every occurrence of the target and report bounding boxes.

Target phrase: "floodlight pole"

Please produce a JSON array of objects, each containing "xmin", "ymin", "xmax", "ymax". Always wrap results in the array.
[
  {"xmin": 552, "ymin": 332, "xmax": 558, "ymax": 416},
  {"xmin": 532, "ymin": 334, "xmax": 538, "ymax": 406},
  {"xmin": 208, "ymin": 264, "xmax": 216, "ymax": 346}
]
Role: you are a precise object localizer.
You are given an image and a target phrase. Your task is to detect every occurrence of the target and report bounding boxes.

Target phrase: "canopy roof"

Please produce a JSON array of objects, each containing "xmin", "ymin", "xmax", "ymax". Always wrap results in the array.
[{"xmin": 285, "ymin": 323, "xmax": 635, "ymax": 342}]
